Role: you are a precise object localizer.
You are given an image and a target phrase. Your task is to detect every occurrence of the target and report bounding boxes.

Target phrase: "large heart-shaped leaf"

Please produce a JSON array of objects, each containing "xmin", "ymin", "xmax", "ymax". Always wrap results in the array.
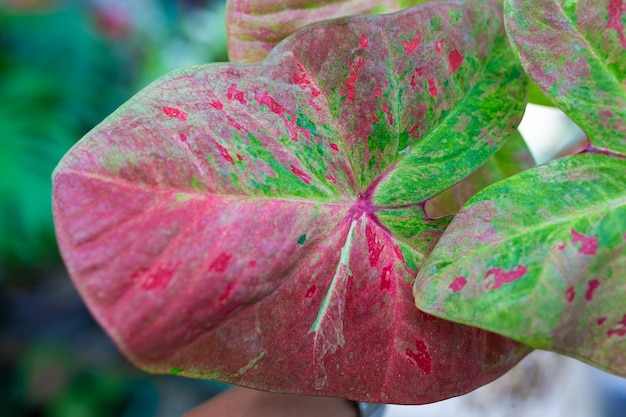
[
  {"xmin": 504, "ymin": 0, "xmax": 626, "ymax": 154},
  {"xmin": 226, "ymin": 0, "xmax": 434, "ymax": 63},
  {"xmin": 53, "ymin": 1, "xmax": 531, "ymax": 403},
  {"xmin": 414, "ymin": 153, "xmax": 626, "ymax": 375}
]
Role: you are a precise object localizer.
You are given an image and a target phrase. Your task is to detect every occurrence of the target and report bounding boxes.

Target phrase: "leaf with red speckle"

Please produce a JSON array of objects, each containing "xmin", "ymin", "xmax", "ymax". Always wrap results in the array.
[
  {"xmin": 415, "ymin": 153, "xmax": 626, "ymax": 377},
  {"xmin": 52, "ymin": 1, "xmax": 530, "ymax": 403},
  {"xmin": 504, "ymin": 0, "xmax": 626, "ymax": 154},
  {"xmin": 226, "ymin": 0, "xmax": 436, "ymax": 64}
]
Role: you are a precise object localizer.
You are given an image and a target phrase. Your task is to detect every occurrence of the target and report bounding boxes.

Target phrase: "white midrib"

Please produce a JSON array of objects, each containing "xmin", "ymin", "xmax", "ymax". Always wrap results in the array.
[{"xmin": 309, "ymin": 218, "xmax": 358, "ymax": 334}]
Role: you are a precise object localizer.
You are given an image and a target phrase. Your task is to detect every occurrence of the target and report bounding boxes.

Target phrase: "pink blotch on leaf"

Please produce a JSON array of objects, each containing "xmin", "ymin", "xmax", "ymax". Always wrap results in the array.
[
  {"xmin": 607, "ymin": 0, "xmax": 626, "ymax": 49},
  {"xmin": 208, "ymin": 253, "xmax": 232, "ymax": 273},
  {"xmin": 374, "ymin": 85, "xmax": 382, "ymax": 98},
  {"xmin": 365, "ymin": 222, "xmax": 385, "ymax": 267},
  {"xmin": 294, "ymin": 63, "xmax": 321, "ymax": 97},
  {"xmin": 557, "ymin": 243, "xmax": 566, "ymax": 251},
  {"xmin": 415, "ymin": 67, "xmax": 424, "ymax": 77},
  {"xmin": 571, "ymin": 229, "xmax": 598, "ymax": 255},
  {"xmin": 236, "ymin": 154, "xmax": 244, "ymax": 161},
  {"xmin": 402, "ymin": 30, "xmax": 421, "ymax": 54},
  {"xmin": 428, "ymin": 79, "xmax": 438, "ymax": 97},
  {"xmin": 393, "ymin": 244, "xmax": 405, "ymax": 262},
  {"xmin": 329, "ymin": 143, "xmax": 340, "ymax": 152},
  {"xmin": 585, "ymin": 279, "xmax": 601, "ymax": 302},
  {"xmin": 360, "ymin": 34, "xmax": 369, "ymax": 49},
  {"xmin": 565, "ymin": 286, "xmax": 576, "ymax": 303},
  {"xmin": 607, "ymin": 314, "xmax": 626, "ymax": 338},
  {"xmin": 227, "ymin": 83, "xmax": 247, "ymax": 104},
  {"xmin": 290, "ymin": 165, "xmax": 312, "ymax": 184},
  {"xmin": 214, "ymin": 141, "xmax": 235, "ymax": 165},
  {"xmin": 381, "ymin": 102, "xmax": 393, "ymax": 125},
  {"xmin": 178, "ymin": 133, "xmax": 187, "ymax": 142},
  {"xmin": 408, "ymin": 123, "xmax": 419, "ymax": 139},
  {"xmin": 218, "ymin": 282, "xmax": 235, "ymax": 302},
  {"xmin": 484, "ymin": 265, "xmax": 528, "ymax": 290},
  {"xmin": 209, "ymin": 100, "xmax": 223, "ymax": 110},
  {"xmin": 405, "ymin": 339, "xmax": 432, "ymax": 376},
  {"xmin": 305, "ymin": 285, "xmax": 317, "ymax": 298},
  {"xmin": 248, "ymin": 260, "xmax": 256, "ymax": 268},
  {"xmin": 371, "ymin": 113, "xmax": 380, "ymax": 122},
  {"xmin": 139, "ymin": 264, "xmax": 176, "ymax": 290},
  {"xmin": 324, "ymin": 173, "xmax": 337, "ymax": 184},
  {"xmin": 256, "ymin": 91, "xmax": 307, "ymax": 141},
  {"xmin": 162, "ymin": 106, "xmax": 188, "ymax": 121},
  {"xmin": 448, "ymin": 50, "xmax": 464, "ymax": 73},
  {"xmin": 597, "ymin": 317, "xmax": 607, "ymax": 326},
  {"xmin": 449, "ymin": 276, "xmax": 467, "ymax": 293},
  {"xmin": 341, "ymin": 57, "xmax": 365, "ymax": 106},
  {"xmin": 434, "ymin": 39, "xmax": 444, "ymax": 53},
  {"xmin": 380, "ymin": 264, "xmax": 393, "ymax": 291}
]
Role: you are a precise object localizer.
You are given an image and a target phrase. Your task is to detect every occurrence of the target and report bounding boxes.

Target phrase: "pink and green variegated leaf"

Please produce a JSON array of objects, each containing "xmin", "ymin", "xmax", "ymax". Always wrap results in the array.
[
  {"xmin": 504, "ymin": 0, "xmax": 626, "ymax": 154},
  {"xmin": 414, "ymin": 153, "xmax": 626, "ymax": 376},
  {"xmin": 226, "ymin": 0, "xmax": 401, "ymax": 63},
  {"xmin": 52, "ymin": 1, "xmax": 531, "ymax": 403}
]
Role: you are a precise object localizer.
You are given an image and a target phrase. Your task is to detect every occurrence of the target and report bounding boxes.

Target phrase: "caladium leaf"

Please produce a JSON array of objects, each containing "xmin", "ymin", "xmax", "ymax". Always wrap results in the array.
[
  {"xmin": 53, "ymin": 1, "xmax": 531, "ymax": 403},
  {"xmin": 226, "ymin": 0, "xmax": 433, "ymax": 63},
  {"xmin": 414, "ymin": 153, "xmax": 626, "ymax": 376},
  {"xmin": 504, "ymin": 0, "xmax": 626, "ymax": 154}
]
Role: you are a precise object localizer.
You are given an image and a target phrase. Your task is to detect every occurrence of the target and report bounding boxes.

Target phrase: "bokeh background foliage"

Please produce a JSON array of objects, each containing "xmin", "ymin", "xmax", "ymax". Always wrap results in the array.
[{"xmin": 1, "ymin": 1, "xmax": 227, "ymax": 416}]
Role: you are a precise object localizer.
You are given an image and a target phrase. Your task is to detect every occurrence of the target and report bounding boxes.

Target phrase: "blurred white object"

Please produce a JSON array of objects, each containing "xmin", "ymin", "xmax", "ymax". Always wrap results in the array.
[
  {"xmin": 518, "ymin": 103, "xmax": 586, "ymax": 164},
  {"xmin": 385, "ymin": 350, "xmax": 600, "ymax": 417}
]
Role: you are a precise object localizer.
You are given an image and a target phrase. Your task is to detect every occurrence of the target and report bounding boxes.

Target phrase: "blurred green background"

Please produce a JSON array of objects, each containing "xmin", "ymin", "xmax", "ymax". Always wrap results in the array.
[{"xmin": 0, "ymin": 1, "xmax": 228, "ymax": 415}]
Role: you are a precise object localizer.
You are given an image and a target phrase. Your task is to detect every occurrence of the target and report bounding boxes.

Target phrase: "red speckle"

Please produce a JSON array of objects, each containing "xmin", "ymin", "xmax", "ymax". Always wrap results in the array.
[
  {"xmin": 402, "ymin": 30, "xmax": 421, "ymax": 54},
  {"xmin": 227, "ymin": 83, "xmax": 247, "ymax": 104},
  {"xmin": 406, "ymin": 339, "xmax": 431, "ymax": 375},
  {"xmin": 410, "ymin": 74, "xmax": 417, "ymax": 90},
  {"xmin": 374, "ymin": 85, "xmax": 382, "ymax": 98},
  {"xmin": 162, "ymin": 106, "xmax": 188, "ymax": 121},
  {"xmin": 484, "ymin": 265, "xmax": 528, "ymax": 290},
  {"xmin": 557, "ymin": 243, "xmax": 566, "ymax": 251},
  {"xmin": 448, "ymin": 50, "xmax": 464, "ymax": 73},
  {"xmin": 428, "ymin": 78, "xmax": 438, "ymax": 97},
  {"xmin": 393, "ymin": 244, "xmax": 405, "ymax": 262},
  {"xmin": 597, "ymin": 317, "xmax": 607, "ymax": 326},
  {"xmin": 214, "ymin": 141, "xmax": 235, "ymax": 165},
  {"xmin": 607, "ymin": 314, "xmax": 626, "ymax": 337},
  {"xmin": 341, "ymin": 57, "xmax": 364, "ymax": 106},
  {"xmin": 408, "ymin": 123, "xmax": 419, "ymax": 138},
  {"xmin": 308, "ymin": 98, "xmax": 322, "ymax": 112},
  {"xmin": 434, "ymin": 39, "xmax": 444, "ymax": 53},
  {"xmin": 139, "ymin": 264, "xmax": 176, "ymax": 290},
  {"xmin": 371, "ymin": 113, "xmax": 380, "ymax": 122},
  {"xmin": 178, "ymin": 133, "xmax": 187, "ymax": 142},
  {"xmin": 256, "ymin": 91, "xmax": 306, "ymax": 141},
  {"xmin": 294, "ymin": 63, "xmax": 321, "ymax": 97},
  {"xmin": 449, "ymin": 276, "xmax": 467, "ymax": 293},
  {"xmin": 585, "ymin": 279, "xmax": 601, "ymax": 302},
  {"xmin": 324, "ymin": 173, "xmax": 337, "ymax": 184},
  {"xmin": 329, "ymin": 143, "xmax": 340, "ymax": 152},
  {"xmin": 607, "ymin": 0, "xmax": 626, "ymax": 49},
  {"xmin": 218, "ymin": 282, "xmax": 235, "ymax": 302},
  {"xmin": 571, "ymin": 229, "xmax": 598, "ymax": 255},
  {"xmin": 381, "ymin": 102, "xmax": 393, "ymax": 125},
  {"xmin": 565, "ymin": 286, "xmax": 576, "ymax": 303},
  {"xmin": 209, "ymin": 100, "xmax": 224, "ymax": 110},
  {"xmin": 236, "ymin": 154, "xmax": 244, "ymax": 161},
  {"xmin": 380, "ymin": 264, "xmax": 393, "ymax": 291},
  {"xmin": 208, "ymin": 252, "xmax": 232, "ymax": 273},
  {"xmin": 360, "ymin": 34, "xmax": 369, "ymax": 49},
  {"xmin": 248, "ymin": 260, "xmax": 256, "ymax": 268},
  {"xmin": 415, "ymin": 67, "xmax": 424, "ymax": 77},
  {"xmin": 366, "ymin": 223, "xmax": 385, "ymax": 267},
  {"xmin": 290, "ymin": 165, "xmax": 312, "ymax": 184},
  {"xmin": 305, "ymin": 285, "xmax": 317, "ymax": 298}
]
